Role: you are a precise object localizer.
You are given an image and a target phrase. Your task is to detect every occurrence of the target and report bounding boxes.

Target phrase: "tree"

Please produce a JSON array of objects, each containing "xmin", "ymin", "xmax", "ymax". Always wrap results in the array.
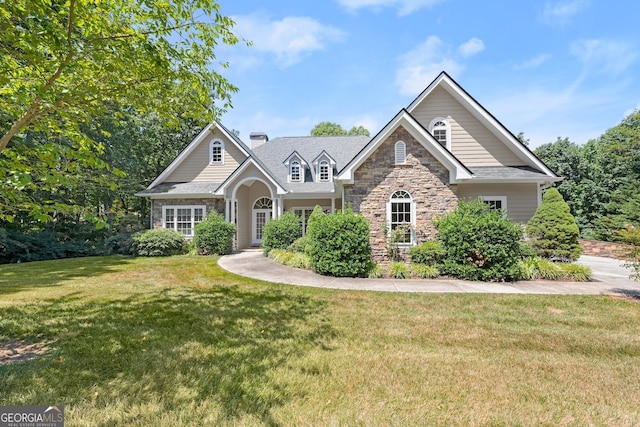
[
  {"xmin": 310, "ymin": 122, "xmax": 370, "ymax": 137},
  {"xmin": 526, "ymin": 188, "xmax": 582, "ymax": 261},
  {"xmin": 0, "ymin": 0, "xmax": 241, "ymax": 221}
]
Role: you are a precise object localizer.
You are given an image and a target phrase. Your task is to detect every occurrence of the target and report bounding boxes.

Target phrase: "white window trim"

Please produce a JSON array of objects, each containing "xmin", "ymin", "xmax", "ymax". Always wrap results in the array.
[
  {"xmin": 317, "ymin": 160, "xmax": 332, "ymax": 182},
  {"xmin": 428, "ymin": 117, "xmax": 451, "ymax": 151},
  {"xmin": 209, "ymin": 139, "xmax": 224, "ymax": 165},
  {"xmin": 481, "ymin": 196, "xmax": 508, "ymax": 213},
  {"xmin": 290, "ymin": 160, "xmax": 302, "ymax": 182},
  {"xmin": 394, "ymin": 141, "xmax": 406, "ymax": 165},
  {"xmin": 386, "ymin": 190, "xmax": 416, "ymax": 246},
  {"xmin": 162, "ymin": 205, "xmax": 206, "ymax": 237}
]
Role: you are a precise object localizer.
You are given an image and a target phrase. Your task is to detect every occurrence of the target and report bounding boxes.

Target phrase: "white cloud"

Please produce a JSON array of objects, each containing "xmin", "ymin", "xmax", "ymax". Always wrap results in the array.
[
  {"xmin": 346, "ymin": 115, "xmax": 379, "ymax": 134},
  {"xmin": 571, "ymin": 39, "xmax": 638, "ymax": 75},
  {"xmin": 541, "ymin": 0, "xmax": 589, "ymax": 25},
  {"xmin": 458, "ymin": 38, "xmax": 485, "ymax": 57},
  {"xmin": 513, "ymin": 54, "xmax": 551, "ymax": 70},
  {"xmin": 395, "ymin": 36, "xmax": 464, "ymax": 96},
  {"xmin": 232, "ymin": 14, "xmax": 346, "ymax": 67},
  {"xmin": 336, "ymin": 0, "xmax": 446, "ymax": 16}
]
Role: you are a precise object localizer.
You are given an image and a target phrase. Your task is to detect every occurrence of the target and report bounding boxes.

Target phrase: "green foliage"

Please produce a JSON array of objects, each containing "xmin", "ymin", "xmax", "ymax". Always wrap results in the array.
[
  {"xmin": 389, "ymin": 262, "xmax": 410, "ymax": 279},
  {"xmin": 434, "ymin": 199, "xmax": 524, "ymax": 281},
  {"xmin": 130, "ymin": 229, "xmax": 187, "ymax": 257},
  {"xmin": 0, "ymin": 228, "xmax": 101, "ymax": 264},
  {"xmin": 617, "ymin": 225, "xmax": 640, "ymax": 281},
  {"xmin": 105, "ymin": 214, "xmax": 146, "ymax": 255},
  {"xmin": 408, "ymin": 240, "xmax": 445, "ymax": 266},
  {"xmin": 367, "ymin": 263, "xmax": 385, "ymax": 279},
  {"xmin": 306, "ymin": 208, "xmax": 372, "ymax": 277},
  {"xmin": 288, "ymin": 237, "xmax": 309, "ymax": 254},
  {"xmin": 261, "ymin": 212, "xmax": 302, "ymax": 256},
  {"xmin": 526, "ymin": 188, "xmax": 583, "ymax": 261},
  {"xmin": 193, "ymin": 213, "xmax": 236, "ymax": 255},
  {"xmin": 310, "ymin": 122, "xmax": 370, "ymax": 137},
  {"xmin": 267, "ymin": 249, "xmax": 311, "ymax": 269},
  {"xmin": 412, "ymin": 264, "xmax": 439, "ymax": 279},
  {"xmin": 517, "ymin": 257, "xmax": 592, "ymax": 281}
]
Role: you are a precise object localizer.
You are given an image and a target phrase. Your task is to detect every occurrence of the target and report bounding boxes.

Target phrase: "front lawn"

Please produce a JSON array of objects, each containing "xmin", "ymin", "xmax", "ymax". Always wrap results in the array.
[{"xmin": 1, "ymin": 256, "xmax": 639, "ymax": 426}]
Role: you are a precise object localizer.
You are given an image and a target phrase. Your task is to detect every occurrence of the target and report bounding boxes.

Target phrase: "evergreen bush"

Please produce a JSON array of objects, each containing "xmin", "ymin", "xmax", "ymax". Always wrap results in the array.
[
  {"xmin": 434, "ymin": 199, "xmax": 524, "ymax": 281},
  {"xmin": 130, "ymin": 229, "xmax": 187, "ymax": 257},
  {"xmin": 193, "ymin": 213, "xmax": 236, "ymax": 255},
  {"xmin": 306, "ymin": 208, "xmax": 372, "ymax": 277},
  {"xmin": 526, "ymin": 188, "xmax": 583, "ymax": 261},
  {"xmin": 408, "ymin": 240, "xmax": 445, "ymax": 265},
  {"xmin": 261, "ymin": 211, "xmax": 302, "ymax": 255}
]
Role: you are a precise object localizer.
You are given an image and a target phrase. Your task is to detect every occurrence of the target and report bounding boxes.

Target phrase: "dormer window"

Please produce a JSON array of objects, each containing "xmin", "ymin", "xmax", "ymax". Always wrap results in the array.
[
  {"xmin": 312, "ymin": 151, "xmax": 336, "ymax": 183},
  {"xmin": 429, "ymin": 118, "xmax": 451, "ymax": 150},
  {"xmin": 290, "ymin": 161, "xmax": 301, "ymax": 182},
  {"xmin": 210, "ymin": 140, "xmax": 224, "ymax": 164},
  {"xmin": 319, "ymin": 160, "xmax": 331, "ymax": 182}
]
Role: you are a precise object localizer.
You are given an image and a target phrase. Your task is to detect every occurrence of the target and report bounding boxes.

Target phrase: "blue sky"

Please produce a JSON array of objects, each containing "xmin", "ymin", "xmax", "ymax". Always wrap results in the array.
[{"xmin": 215, "ymin": 0, "xmax": 640, "ymax": 148}]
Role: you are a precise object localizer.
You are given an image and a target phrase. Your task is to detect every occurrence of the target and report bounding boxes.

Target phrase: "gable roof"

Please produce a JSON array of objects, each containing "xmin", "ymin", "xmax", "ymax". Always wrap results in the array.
[
  {"xmin": 214, "ymin": 155, "xmax": 287, "ymax": 196},
  {"xmin": 337, "ymin": 109, "xmax": 474, "ymax": 184},
  {"xmin": 407, "ymin": 71, "xmax": 558, "ymax": 178},
  {"xmin": 146, "ymin": 122, "xmax": 251, "ymax": 190}
]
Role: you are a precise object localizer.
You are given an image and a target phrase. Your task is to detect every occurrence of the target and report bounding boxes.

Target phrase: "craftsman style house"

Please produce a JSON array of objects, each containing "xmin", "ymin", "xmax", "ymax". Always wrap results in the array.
[{"xmin": 137, "ymin": 72, "xmax": 560, "ymax": 259}]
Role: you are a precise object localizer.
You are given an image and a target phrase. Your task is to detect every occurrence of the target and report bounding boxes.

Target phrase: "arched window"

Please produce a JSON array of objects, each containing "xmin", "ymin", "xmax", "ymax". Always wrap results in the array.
[
  {"xmin": 428, "ymin": 118, "xmax": 451, "ymax": 149},
  {"xmin": 319, "ymin": 160, "xmax": 331, "ymax": 182},
  {"xmin": 395, "ymin": 141, "xmax": 406, "ymax": 164},
  {"xmin": 210, "ymin": 140, "xmax": 224, "ymax": 164},
  {"xmin": 253, "ymin": 197, "xmax": 273, "ymax": 209},
  {"xmin": 387, "ymin": 190, "xmax": 415, "ymax": 245},
  {"xmin": 290, "ymin": 161, "xmax": 301, "ymax": 182}
]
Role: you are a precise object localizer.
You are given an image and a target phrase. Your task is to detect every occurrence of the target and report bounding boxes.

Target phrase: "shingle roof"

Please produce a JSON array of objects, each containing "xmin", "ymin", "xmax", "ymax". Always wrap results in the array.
[
  {"xmin": 468, "ymin": 166, "xmax": 553, "ymax": 180},
  {"xmin": 251, "ymin": 135, "xmax": 371, "ymax": 192},
  {"xmin": 136, "ymin": 181, "xmax": 220, "ymax": 197}
]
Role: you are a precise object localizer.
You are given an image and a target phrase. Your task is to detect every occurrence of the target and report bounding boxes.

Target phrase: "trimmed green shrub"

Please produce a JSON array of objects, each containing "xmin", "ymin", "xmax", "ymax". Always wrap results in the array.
[
  {"xmin": 306, "ymin": 208, "xmax": 372, "ymax": 277},
  {"xmin": 408, "ymin": 240, "xmax": 445, "ymax": 265},
  {"xmin": 287, "ymin": 236, "xmax": 308, "ymax": 254},
  {"xmin": 261, "ymin": 211, "xmax": 302, "ymax": 255},
  {"xmin": 389, "ymin": 262, "xmax": 410, "ymax": 279},
  {"xmin": 131, "ymin": 229, "xmax": 187, "ymax": 257},
  {"xmin": 435, "ymin": 199, "xmax": 524, "ymax": 281},
  {"xmin": 193, "ymin": 213, "xmax": 236, "ymax": 255},
  {"xmin": 1, "ymin": 228, "xmax": 99, "ymax": 264},
  {"xmin": 526, "ymin": 188, "xmax": 583, "ymax": 261},
  {"xmin": 412, "ymin": 264, "xmax": 439, "ymax": 279}
]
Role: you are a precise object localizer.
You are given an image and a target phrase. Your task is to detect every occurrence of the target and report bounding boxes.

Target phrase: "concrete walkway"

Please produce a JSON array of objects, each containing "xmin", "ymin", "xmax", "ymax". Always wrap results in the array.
[{"xmin": 218, "ymin": 250, "xmax": 640, "ymax": 296}]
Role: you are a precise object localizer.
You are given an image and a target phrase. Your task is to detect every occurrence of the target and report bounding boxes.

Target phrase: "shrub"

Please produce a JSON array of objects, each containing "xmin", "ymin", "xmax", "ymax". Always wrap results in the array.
[
  {"xmin": 131, "ymin": 229, "xmax": 187, "ymax": 257},
  {"xmin": 268, "ymin": 249, "xmax": 294, "ymax": 265},
  {"xmin": 193, "ymin": 213, "xmax": 236, "ymax": 255},
  {"xmin": 287, "ymin": 252, "xmax": 311, "ymax": 269},
  {"xmin": 0, "ymin": 228, "xmax": 99, "ymax": 264},
  {"xmin": 261, "ymin": 211, "xmax": 302, "ymax": 255},
  {"xmin": 288, "ymin": 236, "xmax": 308, "ymax": 254},
  {"xmin": 389, "ymin": 262, "xmax": 410, "ymax": 279},
  {"xmin": 526, "ymin": 188, "xmax": 583, "ymax": 261},
  {"xmin": 617, "ymin": 225, "xmax": 640, "ymax": 281},
  {"xmin": 306, "ymin": 208, "xmax": 372, "ymax": 277},
  {"xmin": 368, "ymin": 263, "xmax": 385, "ymax": 279},
  {"xmin": 408, "ymin": 240, "xmax": 445, "ymax": 266},
  {"xmin": 435, "ymin": 199, "xmax": 524, "ymax": 281},
  {"xmin": 105, "ymin": 214, "xmax": 145, "ymax": 255},
  {"xmin": 559, "ymin": 263, "xmax": 592, "ymax": 281},
  {"xmin": 412, "ymin": 264, "xmax": 439, "ymax": 279},
  {"xmin": 517, "ymin": 257, "xmax": 593, "ymax": 281}
]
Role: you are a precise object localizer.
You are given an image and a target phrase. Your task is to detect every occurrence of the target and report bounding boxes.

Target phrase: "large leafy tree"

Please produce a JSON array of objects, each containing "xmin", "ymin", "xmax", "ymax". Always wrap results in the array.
[
  {"xmin": 0, "ymin": 0, "xmax": 241, "ymax": 221},
  {"xmin": 310, "ymin": 121, "xmax": 370, "ymax": 137}
]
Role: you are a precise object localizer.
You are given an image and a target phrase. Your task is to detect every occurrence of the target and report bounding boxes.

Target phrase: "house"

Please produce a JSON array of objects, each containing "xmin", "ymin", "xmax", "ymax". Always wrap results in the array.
[{"xmin": 136, "ymin": 72, "xmax": 560, "ymax": 260}]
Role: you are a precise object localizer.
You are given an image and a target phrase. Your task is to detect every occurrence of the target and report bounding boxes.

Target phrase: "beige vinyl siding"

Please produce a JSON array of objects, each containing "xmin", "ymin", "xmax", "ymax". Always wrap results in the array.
[
  {"xmin": 163, "ymin": 130, "xmax": 247, "ymax": 183},
  {"xmin": 411, "ymin": 86, "xmax": 525, "ymax": 167},
  {"xmin": 456, "ymin": 183, "xmax": 539, "ymax": 223}
]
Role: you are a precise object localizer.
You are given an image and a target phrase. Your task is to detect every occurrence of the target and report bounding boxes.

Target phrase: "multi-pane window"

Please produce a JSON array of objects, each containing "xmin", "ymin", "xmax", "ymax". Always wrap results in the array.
[
  {"xmin": 482, "ymin": 196, "xmax": 507, "ymax": 213},
  {"xmin": 395, "ymin": 141, "xmax": 406, "ymax": 164},
  {"xmin": 293, "ymin": 207, "xmax": 329, "ymax": 235},
  {"xmin": 210, "ymin": 140, "xmax": 223, "ymax": 164},
  {"xmin": 389, "ymin": 190, "xmax": 413, "ymax": 244},
  {"xmin": 290, "ymin": 161, "xmax": 301, "ymax": 182},
  {"xmin": 319, "ymin": 161, "xmax": 330, "ymax": 181},
  {"xmin": 432, "ymin": 121, "xmax": 447, "ymax": 147},
  {"xmin": 163, "ymin": 206, "xmax": 205, "ymax": 236}
]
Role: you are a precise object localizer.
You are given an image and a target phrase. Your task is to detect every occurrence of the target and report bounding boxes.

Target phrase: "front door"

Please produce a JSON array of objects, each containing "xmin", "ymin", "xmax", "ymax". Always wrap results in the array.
[{"xmin": 252, "ymin": 197, "xmax": 273, "ymax": 245}]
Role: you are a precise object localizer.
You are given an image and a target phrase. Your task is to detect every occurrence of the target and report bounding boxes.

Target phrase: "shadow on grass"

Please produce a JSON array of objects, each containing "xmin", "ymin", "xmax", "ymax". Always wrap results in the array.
[
  {"xmin": 0, "ymin": 256, "xmax": 135, "ymax": 294},
  {"xmin": 0, "ymin": 284, "xmax": 335, "ymax": 426},
  {"xmin": 611, "ymin": 288, "xmax": 640, "ymax": 301}
]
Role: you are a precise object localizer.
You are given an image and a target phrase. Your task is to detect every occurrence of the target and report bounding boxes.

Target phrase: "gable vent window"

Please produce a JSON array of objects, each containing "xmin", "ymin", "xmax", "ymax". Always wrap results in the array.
[
  {"xmin": 429, "ymin": 118, "xmax": 451, "ymax": 150},
  {"xmin": 395, "ymin": 141, "xmax": 406, "ymax": 164},
  {"xmin": 290, "ymin": 161, "xmax": 301, "ymax": 182}
]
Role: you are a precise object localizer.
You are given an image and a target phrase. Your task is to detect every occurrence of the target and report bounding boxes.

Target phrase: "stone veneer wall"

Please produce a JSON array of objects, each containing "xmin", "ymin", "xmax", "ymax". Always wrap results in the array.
[
  {"xmin": 579, "ymin": 239, "xmax": 631, "ymax": 260},
  {"xmin": 151, "ymin": 198, "xmax": 225, "ymax": 230},
  {"xmin": 344, "ymin": 126, "xmax": 458, "ymax": 261}
]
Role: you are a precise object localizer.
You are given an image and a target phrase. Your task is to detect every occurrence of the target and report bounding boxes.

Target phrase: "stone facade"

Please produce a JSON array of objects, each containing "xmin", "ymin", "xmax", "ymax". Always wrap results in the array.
[
  {"xmin": 151, "ymin": 198, "xmax": 225, "ymax": 230},
  {"xmin": 344, "ymin": 126, "xmax": 458, "ymax": 261},
  {"xmin": 579, "ymin": 239, "xmax": 631, "ymax": 260}
]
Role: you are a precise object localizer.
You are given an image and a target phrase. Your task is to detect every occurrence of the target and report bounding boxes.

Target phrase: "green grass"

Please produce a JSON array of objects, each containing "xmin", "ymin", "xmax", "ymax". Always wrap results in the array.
[{"xmin": 1, "ymin": 256, "xmax": 639, "ymax": 426}]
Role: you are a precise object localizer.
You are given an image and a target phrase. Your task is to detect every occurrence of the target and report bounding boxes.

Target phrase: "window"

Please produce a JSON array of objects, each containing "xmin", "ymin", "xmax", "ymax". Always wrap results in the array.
[
  {"xmin": 387, "ymin": 190, "xmax": 415, "ymax": 245},
  {"xmin": 290, "ymin": 161, "xmax": 301, "ymax": 182},
  {"xmin": 163, "ymin": 205, "xmax": 205, "ymax": 236},
  {"xmin": 210, "ymin": 140, "xmax": 224, "ymax": 164},
  {"xmin": 319, "ymin": 160, "xmax": 331, "ymax": 182},
  {"xmin": 482, "ymin": 196, "xmax": 507, "ymax": 212},
  {"xmin": 429, "ymin": 118, "xmax": 450, "ymax": 149},
  {"xmin": 395, "ymin": 141, "xmax": 406, "ymax": 164}
]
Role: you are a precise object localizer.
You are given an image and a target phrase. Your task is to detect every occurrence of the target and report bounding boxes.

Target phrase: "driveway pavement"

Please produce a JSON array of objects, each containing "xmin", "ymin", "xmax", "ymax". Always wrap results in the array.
[{"xmin": 218, "ymin": 250, "xmax": 640, "ymax": 296}]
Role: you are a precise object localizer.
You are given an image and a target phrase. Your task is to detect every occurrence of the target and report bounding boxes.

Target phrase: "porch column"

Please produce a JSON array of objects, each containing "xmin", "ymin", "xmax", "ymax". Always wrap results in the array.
[
  {"xmin": 225, "ymin": 199, "xmax": 231, "ymax": 222},
  {"xmin": 331, "ymin": 197, "xmax": 335, "ymax": 213},
  {"xmin": 230, "ymin": 199, "xmax": 237, "ymax": 225}
]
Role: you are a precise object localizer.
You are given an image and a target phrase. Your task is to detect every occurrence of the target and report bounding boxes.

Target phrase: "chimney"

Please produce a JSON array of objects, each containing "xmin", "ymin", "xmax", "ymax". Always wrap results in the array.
[{"xmin": 249, "ymin": 132, "xmax": 268, "ymax": 149}]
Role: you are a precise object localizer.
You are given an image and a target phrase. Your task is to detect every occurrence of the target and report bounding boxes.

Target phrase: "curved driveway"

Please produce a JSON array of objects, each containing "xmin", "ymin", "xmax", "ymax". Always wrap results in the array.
[{"xmin": 218, "ymin": 250, "xmax": 640, "ymax": 296}]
